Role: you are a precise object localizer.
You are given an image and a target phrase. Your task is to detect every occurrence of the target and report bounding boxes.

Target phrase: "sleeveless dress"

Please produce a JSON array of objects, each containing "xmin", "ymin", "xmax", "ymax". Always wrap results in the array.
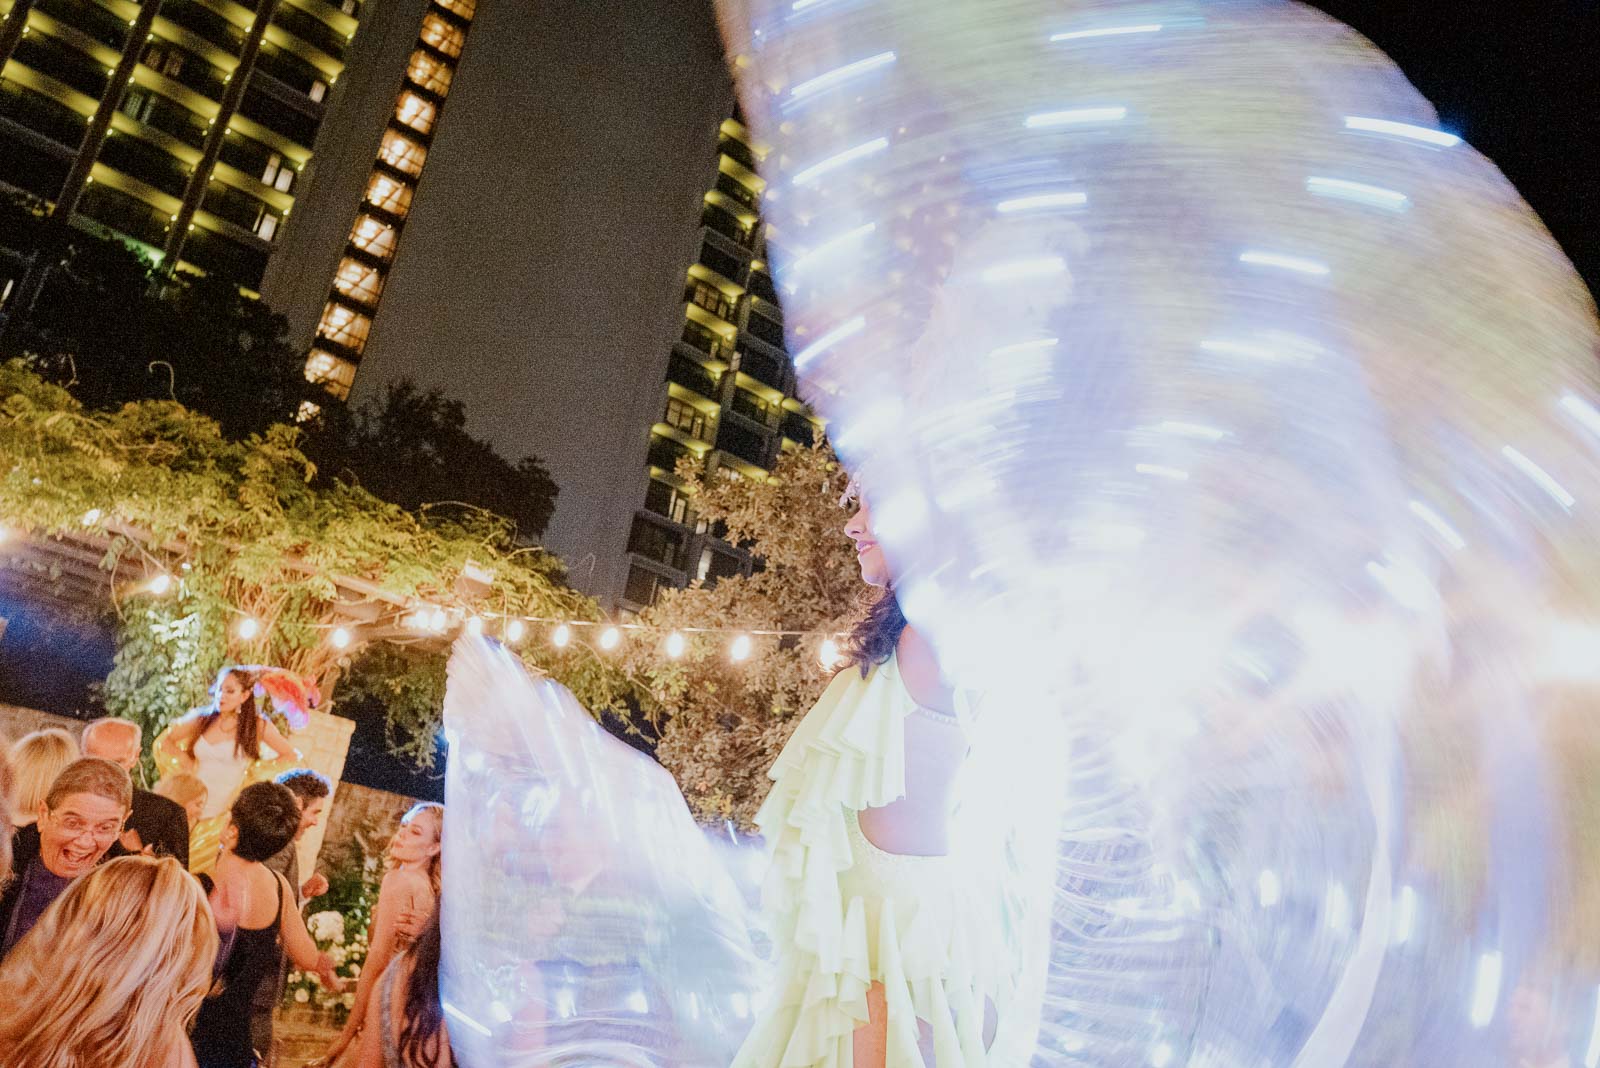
[
  {"xmin": 731, "ymin": 654, "xmax": 1029, "ymax": 1068},
  {"xmin": 192, "ymin": 872, "xmax": 285, "ymax": 1068},
  {"xmin": 186, "ymin": 732, "xmax": 269, "ymax": 873}
]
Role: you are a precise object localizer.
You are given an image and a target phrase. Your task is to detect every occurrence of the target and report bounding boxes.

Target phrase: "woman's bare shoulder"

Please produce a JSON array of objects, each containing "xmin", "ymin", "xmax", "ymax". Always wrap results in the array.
[{"xmin": 381, "ymin": 867, "xmax": 431, "ymax": 895}]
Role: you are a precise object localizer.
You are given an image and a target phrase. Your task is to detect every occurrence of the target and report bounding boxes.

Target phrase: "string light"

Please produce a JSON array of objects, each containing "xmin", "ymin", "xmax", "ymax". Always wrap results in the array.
[
  {"xmin": 819, "ymin": 637, "xmax": 841, "ymax": 667},
  {"xmin": 552, "ymin": 623, "xmax": 572, "ymax": 648},
  {"xmin": 505, "ymin": 618, "xmax": 525, "ymax": 643},
  {"xmin": 145, "ymin": 573, "xmax": 172, "ymax": 595},
  {"xmin": 665, "ymin": 631, "xmax": 686, "ymax": 658},
  {"xmin": 427, "ymin": 607, "xmax": 448, "ymax": 633},
  {"xmin": 730, "ymin": 634, "xmax": 753, "ymax": 661},
  {"xmin": 599, "ymin": 626, "xmax": 622, "ymax": 651},
  {"xmin": 81, "ymin": 508, "xmax": 102, "ymax": 526},
  {"xmin": 465, "ymin": 616, "xmax": 484, "ymax": 638},
  {"xmin": 331, "ymin": 626, "xmax": 352, "ymax": 649},
  {"xmin": 236, "ymin": 616, "xmax": 261, "ymax": 640}
]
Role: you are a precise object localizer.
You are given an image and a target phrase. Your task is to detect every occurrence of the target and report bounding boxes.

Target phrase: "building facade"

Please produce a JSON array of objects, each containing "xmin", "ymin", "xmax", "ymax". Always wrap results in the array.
[
  {"xmin": 0, "ymin": 0, "xmax": 386, "ymax": 290},
  {"xmin": 620, "ymin": 115, "xmax": 823, "ymax": 612}
]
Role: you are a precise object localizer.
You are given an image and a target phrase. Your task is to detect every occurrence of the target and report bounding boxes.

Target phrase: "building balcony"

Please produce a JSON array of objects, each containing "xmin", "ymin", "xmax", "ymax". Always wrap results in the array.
[
  {"xmin": 667, "ymin": 349, "xmax": 722, "ymax": 401},
  {"xmin": 715, "ymin": 419, "xmax": 771, "ymax": 470},
  {"xmin": 161, "ymin": 0, "xmax": 247, "ymax": 53},
  {"xmin": 735, "ymin": 341, "xmax": 787, "ymax": 392},
  {"xmin": 98, "ymin": 133, "xmax": 192, "ymax": 199},
  {"xmin": 679, "ymin": 319, "xmax": 730, "ymax": 364},
  {"xmin": 700, "ymin": 202, "xmax": 752, "ymax": 248},
  {"xmin": 13, "ymin": 36, "xmax": 110, "ymax": 100},
  {"xmin": 271, "ymin": 3, "xmax": 350, "ymax": 63},
  {"xmin": 781, "ymin": 410, "xmax": 818, "ymax": 447},
  {"xmin": 0, "ymin": 80, "xmax": 88, "ymax": 151},
  {"xmin": 35, "ymin": 0, "xmax": 129, "ymax": 49}
]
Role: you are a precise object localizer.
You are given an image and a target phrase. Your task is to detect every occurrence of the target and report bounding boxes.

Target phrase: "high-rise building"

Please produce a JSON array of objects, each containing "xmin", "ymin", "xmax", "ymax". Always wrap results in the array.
[
  {"xmin": 620, "ymin": 114, "xmax": 823, "ymax": 611},
  {"xmin": 0, "ymin": 0, "xmax": 382, "ymax": 290}
]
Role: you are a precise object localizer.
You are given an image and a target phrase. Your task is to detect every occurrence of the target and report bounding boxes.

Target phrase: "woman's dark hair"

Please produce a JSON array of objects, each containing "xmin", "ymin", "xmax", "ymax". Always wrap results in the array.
[
  {"xmin": 841, "ymin": 589, "xmax": 908, "ymax": 677},
  {"xmin": 398, "ymin": 904, "xmax": 446, "ymax": 1068},
  {"xmin": 200, "ymin": 667, "xmax": 261, "ymax": 760},
  {"xmin": 229, "ymin": 781, "xmax": 299, "ymax": 862}
]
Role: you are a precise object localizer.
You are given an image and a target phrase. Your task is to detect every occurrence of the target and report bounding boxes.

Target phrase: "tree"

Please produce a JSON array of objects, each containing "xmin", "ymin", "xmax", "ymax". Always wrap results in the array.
[
  {"xmin": 622, "ymin": 444, "xmax": 860, "ymax": 827},
  {"xmin": 2, "ymin": 193, "xmax": 558, "ymax": 539},
  {"xmin": 303, "ymin": 380, "xmax": 558, "ymax": 540},
  {"xmin": 0, "ymin": 361, "xmax": 635, "ymax": 769}
]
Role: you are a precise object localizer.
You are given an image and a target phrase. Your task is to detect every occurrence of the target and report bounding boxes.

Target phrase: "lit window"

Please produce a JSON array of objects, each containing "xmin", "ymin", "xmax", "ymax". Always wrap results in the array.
[
  {"xmin": 274, "ymin": 167, "xmax": 295, "ymax": 193},
  {"xmin": 316, "ymin": 302, "xmax": 372, "ymax": 351},
  {"xmin": 304, "ymin": 350, "xmax": 358, "ymax": 398},
  {"xmin": 254, "ymin": 212, "xmax": 279, "ymax": 240},
  {"xmin": 309, "ymin": 79, "xmax": 327, "ymax": 103},
  {"xmin": 377, "ymin": 130, "xmax": 427, "ymax": 176},
  {"xmin": 332, "ymin": 256, "xmax": 384, "ymax": 304},
  {"xmin": 348, "ymin": 215, "xmax": 397, "ymax": 260},
  {"xmin": 406, "ymin": 50, "xmax": 452, "ymax": 95},
  {"xmin": 296, "ymin": 400, "xmax": 322, "ymax": 422},
  {"xmin": 261, "ymin": 152, "xmax": 282, "ymax": 186},
  {"xmin": 394, "ymin": 91, "xmax": 436, "ymax": 135},
  {"xmin": 433, "ymin": 0, "xmax": 475, "ymax": 20},
  {"xmin": 419, "ymin": 13, "xmax": 464, "ymax": 57},
  {"xmin": 364, "ymin": 172, "xmax": 412, "ymax": 216}
]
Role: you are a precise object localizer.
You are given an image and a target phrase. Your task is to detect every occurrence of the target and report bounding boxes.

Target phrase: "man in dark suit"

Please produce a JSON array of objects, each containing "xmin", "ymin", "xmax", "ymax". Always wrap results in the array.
[{"xmin": 81, "ymin": 717, "xmax": 189, "ymax": 869}]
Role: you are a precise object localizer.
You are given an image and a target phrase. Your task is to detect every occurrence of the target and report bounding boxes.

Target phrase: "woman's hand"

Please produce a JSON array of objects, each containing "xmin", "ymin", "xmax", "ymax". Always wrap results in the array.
[{"xmin": 314, "ymin": 951, "xmax": 345, "ymax": 992}]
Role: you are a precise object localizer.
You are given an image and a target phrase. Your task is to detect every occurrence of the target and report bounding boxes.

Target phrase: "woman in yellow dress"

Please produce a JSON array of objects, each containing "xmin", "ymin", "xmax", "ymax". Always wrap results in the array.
[
  {"xmin": 732, "ymin": 487, "xmax": 1043, "ymax": 1068},
  {"xmin": 155, "ymin": 666, "xmax": 306, "ymax": 873}
]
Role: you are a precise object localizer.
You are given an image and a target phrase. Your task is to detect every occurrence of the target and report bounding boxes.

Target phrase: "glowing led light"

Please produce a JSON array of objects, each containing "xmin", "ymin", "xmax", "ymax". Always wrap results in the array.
[
  {"xmin": 1051, "ymin": 23, "xmax": 1162, "ymax": 42},
  {"xmin": 1257, "ymin": 869, "xmax": 1281, "ymax": 907},
  {"xmin": 236, "ymin": 616, "xmax": 261, "ymax": 640},
  {"xmin": 1503, "ymin": 445, "xmax": 1574, "ymax": 509},
  {"xmin": 505, "ymin": 618, "xmax": 525, "ymax": 643},
  {"xmin": 818, "ymin": 638, "xmax": 841, "ymax": 667},
  {"xmin": 791, "ymin": 223, "xmax": 875, "ymax": 271},
  {"xmin": 428, "ymin": 607, "xmax": 448, "ymax": 632},
  {"xmin": 996, "ymin": 191, "xmax": 1087, "ymax": 213},
  {"xmin": 465, "ymin": 616, "xmax": 484, "ymax": 637},
  {"xmin": 793, "ymin": 314, "xmax": 865, "ymax": 368},
  {"xmin": 730, "ymin": 634, "xmax": 753, "ymax": 661},
  {"xmin": 791, "ymin": 137, "xmax": 889, "ymax": 186},
  {"xmin": 1560, "ymin": 392, "xmax": 1600, "ymax": 440},
  {"xmin": 331, "ymin": 626, "xmax": 352, "ymax": 649},
  {"xmin": 1155, "ymin": 420, "xmax": 1228, "ymax": 441},
  {"xmin": 1469, "ymin": 951, "xmax": 1503, "ymax": 1028},
  {"xmin": 81, "ymin": 508, "xmax": 103, "ymax": 525},
  {"xmin": 1584, "ymin": 986, "xmax": 1600, "ymax": 1068},
  {"xmin": 145, "ymin": 573, "xmax": 173, "ymax": 595},
  {"xmin": 1149, "ymin": 1042, "xmax": 1174, "ymax": 1068},
  {"xmin": 1344, "ymin": 115, "xmax": 1461, "ymax": 147},
  {"xmin": 980, "ymin": 255, "xmax": 1065, "ymax": 283},
  {"xmin": 1306, "ymin": 176, "xmax": 1410, "ymax": 212},
  {"xmin": 665, "ymin": 631, "xmax": 686, "ymax": 658},
  {"xmin": 789, "ymin": 50, "xmax": 896, "ymax": 99},
  {"xmin": 1025, "ymin": 106, "xmax": 1128, "ymax": 128},
  {"xmin": 551, "ymin": 623, "xmax": 572, "ymax": 648},
  {"xmin": 1408, "ymin": 499, "xmax": 1466, "ymax": 550},
  {"xmin": 599, "ymin": 626, "xmax": 621, "ymax": 651},
  {"xmin": 1238, "ymin": 250, "xmax": 1330, "ymax": 276},
  {"xmin": 1392, "ymin": 885, "xmax": 1417, "ymax": 945},
  {"xmin": 1135, "ymin": 463, "xmax": 1189, "ymax": 481}
]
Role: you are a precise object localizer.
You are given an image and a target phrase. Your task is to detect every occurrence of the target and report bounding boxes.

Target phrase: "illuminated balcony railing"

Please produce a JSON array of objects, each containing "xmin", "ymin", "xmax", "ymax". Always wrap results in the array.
[
  {"xmin": 0, "ymin": 80, "xmax": 87, "ymax": 149},
  {"xmin": 14, "ymin": 35, "xmax": 110, "ymax": 98},
  {"xmin": 36, "ymin": 0, "xmax": 128, "ymax": 48},
  {"xmin": 668, "ymin": 350, "xmax": 722, "ymax": 399}
]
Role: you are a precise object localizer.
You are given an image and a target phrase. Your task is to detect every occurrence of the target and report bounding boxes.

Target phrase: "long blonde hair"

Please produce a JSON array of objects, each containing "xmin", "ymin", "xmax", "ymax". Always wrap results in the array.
[
  {"xmin": 8, "ymin": 728, "xmax": 80, "ymax": 823},
  {"xmin": 394, "ymin": 802, "xmax": 445, "ymax": 899},
  {"xmin": 0, "ymin": 855, "xmax": 219, "ymax": 1068}
]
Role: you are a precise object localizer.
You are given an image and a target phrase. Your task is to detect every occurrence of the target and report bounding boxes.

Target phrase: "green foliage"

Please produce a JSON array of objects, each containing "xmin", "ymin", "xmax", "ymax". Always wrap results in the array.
[
  {"xmin": 623, "ymin": 444, "xmax": 860, "ymax": 827},
  {"xmin": 0, "ymin": 361, "xmax": 636, "ymax": 758}
]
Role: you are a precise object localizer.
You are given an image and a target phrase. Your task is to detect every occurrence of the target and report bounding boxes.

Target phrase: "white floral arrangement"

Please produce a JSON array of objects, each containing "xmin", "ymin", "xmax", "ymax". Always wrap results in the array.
[{"xmin": 283, "ymin": 854, "xmax": 380, "ymax": 1021}]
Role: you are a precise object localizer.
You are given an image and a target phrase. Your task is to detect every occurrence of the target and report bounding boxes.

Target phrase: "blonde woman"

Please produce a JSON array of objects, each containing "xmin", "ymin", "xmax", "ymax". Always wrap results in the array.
[
  {"xmin": 154, "ymin": 772, "xmax": 209, "ymax": 830},
  {"xmin": 319, "ymin": 803, "xmax": 444, "ymax": 1067},
  {"xmin": 7, "ymin": 728, "xmax": 79, "ymax": 829},
  {"xmin": 0, "ymin": 854, "xmax": 218, "ymax": 1068}
]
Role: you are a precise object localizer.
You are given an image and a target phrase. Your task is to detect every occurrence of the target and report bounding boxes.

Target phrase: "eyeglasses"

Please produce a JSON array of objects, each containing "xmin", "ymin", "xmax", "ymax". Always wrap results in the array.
[{"xmin": 52, "ymin": 814, "xmax": 123, "ymax": 840}]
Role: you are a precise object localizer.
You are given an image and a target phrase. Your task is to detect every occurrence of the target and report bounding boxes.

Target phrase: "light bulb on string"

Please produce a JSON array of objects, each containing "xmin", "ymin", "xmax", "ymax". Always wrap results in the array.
[
  {"xmin": 81, "ymin": 508, "xmax": 102, "ymax": 526},
  {"xmin": 819, "ymin": 637, "xmax": 841, "ymax": 668},
  {"xmin": 145, "ymin": 573, "xmax": 172, "ymax": 596},
  {"xmin": 599, "ymin": 626, "xmax": 622, "ymax": 651},
  {"xmin": 0, "ymin": 526, "xmax": 10, "ymax": 545},
  {"xmin": 405, "ymin": 609, "xmax": 428, "ymax": 631},
  {"xmin": 730, "ymin": 634, "xmax": 753, "ymax": 661},
  {"xmin": 505, "ymin": 618, "xmax": 526, "ymax": 643},
  {"xmin": 236, "ymin": 616, "xmax": 261, "ymax": 640},
  {"xmin": 427, "ymin": 608, "xmax": 448, "ymax": 633},
  {"xmin": 552, "ymin": 623, "xmax": 572, "ymax": 648},
  {"xmin": 465, "ymin": 616, "xmax": 484, "ymax": 638},
  {"xmin": 665, "ymin": 631, "xmax": 686, "ymax": 658},
  {"xmin": 331, "ymin": 626, "xmax": 352, "ymax": 649}
]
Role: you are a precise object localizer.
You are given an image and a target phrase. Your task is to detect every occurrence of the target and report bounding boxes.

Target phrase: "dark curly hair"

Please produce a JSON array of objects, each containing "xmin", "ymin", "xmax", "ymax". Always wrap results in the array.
[
  {"xmin": 398, "ymin": 904, "xmax": 447, "ymax": 1068},
  {"xmin": 840, "ymin": 588, "xmax": 907, "ymax": 677}
]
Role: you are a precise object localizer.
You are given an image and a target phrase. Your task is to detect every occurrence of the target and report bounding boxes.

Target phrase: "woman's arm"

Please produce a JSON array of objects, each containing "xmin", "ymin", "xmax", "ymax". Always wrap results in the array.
[
  {"xmin": 355, "ymin": 969, "xmax": 387, "ymax": 1068},
  {"xmin": 277, "ymin": 872, "xmax": 342, "ymax": 988},
  {"xmin": 327, "ymin": 871, "xmax": 416, "ymax": 1054},
  {"xmin": 259, "ymin": 716, "xmax": 299, "ymax": 762},
  {"xmin": 156, "ymin": 716, "xmax": 205, "ymax": 770}
]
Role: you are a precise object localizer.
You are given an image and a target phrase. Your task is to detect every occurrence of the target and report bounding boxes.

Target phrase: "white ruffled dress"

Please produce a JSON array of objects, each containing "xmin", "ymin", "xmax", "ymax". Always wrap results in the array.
[{"xmin": 732, "ymin": 654, "xmax": 1025, "ymax": 1067}]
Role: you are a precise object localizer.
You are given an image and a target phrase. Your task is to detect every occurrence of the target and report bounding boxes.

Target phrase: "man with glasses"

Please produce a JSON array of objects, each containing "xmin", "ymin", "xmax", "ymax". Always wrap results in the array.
[{"xmin": 0, "ymin": 757, "xmax": 132, "ymax": 958}]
